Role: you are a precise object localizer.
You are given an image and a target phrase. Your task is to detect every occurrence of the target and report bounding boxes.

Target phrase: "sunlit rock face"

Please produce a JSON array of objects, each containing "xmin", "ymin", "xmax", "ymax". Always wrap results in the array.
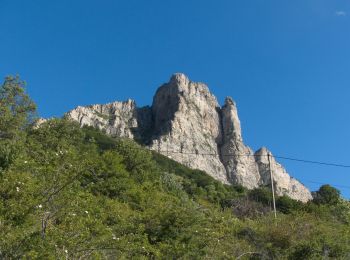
[
  {"xmin": 149, "ymin": 73, "xmax": 228, "ymax": 183},
  {"xmin": 66, "ymin": 73, "xmax": 312, "ymax": 201},
  {"xmin": 254, "ymin": 148, "xmax": 312, "ymax": 202},
  {"xmin": 220, "ymin": 97, "xmax": 260, "ymax": 189},
  {"xmin": 65, "ymin": 99, "xmax": 152, "ymax": 140}
]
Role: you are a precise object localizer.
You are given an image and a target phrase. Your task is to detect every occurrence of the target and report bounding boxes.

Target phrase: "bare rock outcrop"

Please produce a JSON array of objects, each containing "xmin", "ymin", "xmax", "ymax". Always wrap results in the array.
[
  {"xmin": 65, "ymin": 100, "xmax": 152, "ymax": 140},
  {"xmin": 255, "ymin": 148, "xmax": 312, "ymax": 202},
  {"xmin": 220, "ymin": 97, "xmax": 260, "ymax": 189},
  {"xmin": 149, "ymin": 73, "xmax": 228, "ymax": 183},
  {"xmin": 65, "ymin": 73, "xmax": 312, "ymax": 201}
]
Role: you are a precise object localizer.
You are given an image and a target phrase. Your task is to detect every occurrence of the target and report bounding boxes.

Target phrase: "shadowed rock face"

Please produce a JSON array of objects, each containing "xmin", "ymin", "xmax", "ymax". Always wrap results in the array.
[{"xmin": 65, "ymin": 73, "xmax": 312, "ymax": 202}]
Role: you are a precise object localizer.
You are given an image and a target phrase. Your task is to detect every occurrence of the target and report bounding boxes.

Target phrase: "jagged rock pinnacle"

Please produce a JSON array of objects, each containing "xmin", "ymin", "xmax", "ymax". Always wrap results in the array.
[
  {"xmin": 224, "ymin": 96, "xmax": 235, "ymax": 106},
  {"xmin": 65, "ymin": 74, "xmax": 312, "ymax": 202},
  {"xmin": 169, "ymin": 73, "xmax": 190, "ymax": 86}
]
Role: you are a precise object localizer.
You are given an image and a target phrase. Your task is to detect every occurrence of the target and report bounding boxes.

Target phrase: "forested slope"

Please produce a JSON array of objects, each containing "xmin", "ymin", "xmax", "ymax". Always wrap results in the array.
[{"xmin": 1, "ymin": 77, "xmax": 349, "ymax": 259}]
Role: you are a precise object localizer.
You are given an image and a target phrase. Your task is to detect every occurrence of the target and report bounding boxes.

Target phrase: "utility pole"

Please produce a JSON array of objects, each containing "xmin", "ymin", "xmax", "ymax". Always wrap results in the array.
[
  {"xmin": 180, "ymin": 143, "xmax": 184, "ymax": 165},
  {"xmin": 166, "ymin": 142, "xmax": 169, "ymax": 157},
  {"xmin": 158, "ymin": 138, "xmax": 160, "ymax": 153},
  {"xmin": 268, "ymin": 153, "xmax": 277, "ymax": 220}
]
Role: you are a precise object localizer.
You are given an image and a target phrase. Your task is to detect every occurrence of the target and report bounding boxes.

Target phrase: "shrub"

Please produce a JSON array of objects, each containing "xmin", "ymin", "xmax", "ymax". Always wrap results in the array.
[
  {"xmin": 313, "ymin": 185, "xmax": 340, "ymax": 205},
  {"xmin": 248, "ymin": 187, "xmax": 272, "ymax": 206},
  {"xmin": 231, "ymin": 197, "xmax": 270, "ymax": 219},
  {"xmin": 276, "ymin": 195, "xmax": 302, "ymax": 214}
]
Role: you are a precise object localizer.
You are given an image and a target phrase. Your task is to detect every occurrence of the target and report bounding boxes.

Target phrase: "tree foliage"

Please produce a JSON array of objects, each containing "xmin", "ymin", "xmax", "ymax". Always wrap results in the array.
[
  {"xmin": 1, "ymin": 79, "xmax": 349, "ymax": 258},
  {"xmin": 0, "ymin": 76, "xmax": 36, "ymax": 170},
  {"xmin": 313, "ymin": 184, "xmax": 341, "ymax": 205}
]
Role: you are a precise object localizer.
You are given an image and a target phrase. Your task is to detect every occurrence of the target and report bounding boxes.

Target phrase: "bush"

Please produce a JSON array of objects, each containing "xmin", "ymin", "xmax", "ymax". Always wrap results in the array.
[
  {"xmin": 248, "ymin": 187, "xmax": 272, "ymax": 206},
  {"xmin": 276, "ymin": 195, "xmax": 302, "ymax": 214},
  {"xmin": 231, "ymin": 197, "xmax": 270, "ymax": 219},
  {"xmin": 313, "ymin": 185, "xmax": 340, "ymax": 205},
  {"xmin": 289, "ymin": 243, "xmax": 316, "ymax": 259}
]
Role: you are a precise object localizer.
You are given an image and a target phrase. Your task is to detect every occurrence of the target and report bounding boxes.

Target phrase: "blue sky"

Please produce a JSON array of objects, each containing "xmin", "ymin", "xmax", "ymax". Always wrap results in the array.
[{"xmin": 1, "ymin": 0, "xmax": 350, "ymax": 198}]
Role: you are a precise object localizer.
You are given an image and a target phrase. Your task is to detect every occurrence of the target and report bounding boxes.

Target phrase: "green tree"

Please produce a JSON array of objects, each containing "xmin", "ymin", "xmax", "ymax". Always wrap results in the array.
[
  {"xmin": 314, "ymin": 184, "xmax": 340, "ymax": 205},
  {"xmin": 248, "ymin": 187, "xmax": 272, "ymax": 205},
  {"xmin": 114, "ymin": 139, "xmax": 158, "ymax": 183},
  {"xmin": 0, "ymin": 76, "xmax": 36, "ymax": 170},
  {"xmin": 276, "ymin": 195, "xmax": 302, "ymax": 214}
]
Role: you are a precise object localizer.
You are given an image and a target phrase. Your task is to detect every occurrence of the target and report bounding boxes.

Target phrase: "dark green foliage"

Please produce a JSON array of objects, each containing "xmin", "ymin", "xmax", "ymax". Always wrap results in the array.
[
  {"xmin": 248, "ymin": 187, "xmax": 272, "ymax": 205},
  {"xmin": 289, "ymin": 243, "xmax": 316, "ymax": 260},
  {"xmin": 276, "ymin": 195, "xmax": 303, "ymax": 214},
  {"xmin": 82, "ymin": 125, "xmax": 117, "ymax": 150},
  {"xmin": 313, "ymin": 184, "xmax": 341, "ymax": 205},
  {"xmin": 152, "ymin": 152, "xmax": 244, "ymax": 205}
]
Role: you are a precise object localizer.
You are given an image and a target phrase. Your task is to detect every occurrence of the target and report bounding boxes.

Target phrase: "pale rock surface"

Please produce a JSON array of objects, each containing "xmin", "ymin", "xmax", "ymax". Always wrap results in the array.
[
  {"xmin": 65, "ymin": 73, "xmax": 312, "ymax": 201},
  {"xmin": 149, "ymin": 73, "xmax": 228, "ymax": 183},
  {"xmin": 255, "ymin": 147, "xmax": 313, "ymax": 202},
  {"xmin": 33, "ymin": 118, "xmax": 48, "ymax": 128},
  {"xmin": 65, "ymin": 100, "xmax": 152, "ymax": 140},
  {"xmin": 220, "ymin": 97, "xmax": 261, "ymax": 189}
]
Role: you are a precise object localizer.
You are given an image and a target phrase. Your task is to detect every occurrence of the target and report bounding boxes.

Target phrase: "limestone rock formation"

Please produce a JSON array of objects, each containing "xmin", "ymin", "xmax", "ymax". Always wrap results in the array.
[
  {"xmin": 220, "ymin": 97, "xmax": 260, "ymax": 189},
  {"xmin": 65, "ymin": 73, "xmax": 312, "ymax": 202},
  {"xmin": 255, "ymin": 148, "xmax": 312, "ymax": 201},
  {"xmin": 65, "ymin": 99, "xmax": 152, "ymax": 140},
  {"xmin": 149, "ymin": 73, "xmax": 228, "ymax": 183}
]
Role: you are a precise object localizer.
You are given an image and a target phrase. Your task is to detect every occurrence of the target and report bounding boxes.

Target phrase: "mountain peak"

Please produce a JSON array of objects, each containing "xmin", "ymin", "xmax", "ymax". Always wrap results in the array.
[
  {"xmin": 169, "ymin": 73, "xmax": 190, "ymax": 86},
  {"xmin": 224, "ymin": 96, "xmax": 236, "ymax": 106},
  {"xmin": 65, "ymin": 74, "xmax": 312, "ymax": 202}
]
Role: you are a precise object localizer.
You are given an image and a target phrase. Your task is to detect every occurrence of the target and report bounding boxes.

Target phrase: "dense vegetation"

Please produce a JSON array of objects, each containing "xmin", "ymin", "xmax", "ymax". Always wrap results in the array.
[{"xmin": 1, "ymin": 77, "xmax": 350, "ymax": 259}]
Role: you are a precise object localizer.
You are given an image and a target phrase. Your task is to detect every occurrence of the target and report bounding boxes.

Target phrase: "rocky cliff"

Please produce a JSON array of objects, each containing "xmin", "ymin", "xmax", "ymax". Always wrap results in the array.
[{"xmin": 65, "ymin": 73, "xmax": 312, "ymax": 202}]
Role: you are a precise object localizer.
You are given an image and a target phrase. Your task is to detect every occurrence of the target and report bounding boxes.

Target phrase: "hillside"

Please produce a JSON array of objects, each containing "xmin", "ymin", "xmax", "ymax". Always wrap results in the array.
[{"xmin": 1, "ymin": 76, "xmax": 350, "ymax": 259}]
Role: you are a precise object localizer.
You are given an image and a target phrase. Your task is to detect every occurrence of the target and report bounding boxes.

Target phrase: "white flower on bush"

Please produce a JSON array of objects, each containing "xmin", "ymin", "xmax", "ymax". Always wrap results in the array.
[
  {"xmin": 24, "ymin": 161, "xmax": 28, "ymax": 164},
  {"xmin": 16, "ymin": 187, "xmax": 20, "ymax": 192},
  {"xmin": 37, "ymin": 204, "xmax": 42, "ymax": 209},
  {"xmin": 85, "ymin": 210, "xmax": 89, "ymax": 214}
]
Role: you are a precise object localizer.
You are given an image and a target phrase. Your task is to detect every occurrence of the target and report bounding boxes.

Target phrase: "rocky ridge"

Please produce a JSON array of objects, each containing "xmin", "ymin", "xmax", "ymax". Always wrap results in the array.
[{"xmin": 65, "ymin": 73, "xmax": 312, "ymax": 202}]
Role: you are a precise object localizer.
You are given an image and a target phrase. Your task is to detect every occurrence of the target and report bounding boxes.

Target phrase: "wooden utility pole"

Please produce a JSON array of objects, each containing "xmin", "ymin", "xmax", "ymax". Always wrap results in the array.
[
  {"xmin": 267, "ymin": 153, "xmax": 277, "ymax": 220},
  {"xmin": 158, "ymin": 138, "xmax": 160, "ymax": 153}
]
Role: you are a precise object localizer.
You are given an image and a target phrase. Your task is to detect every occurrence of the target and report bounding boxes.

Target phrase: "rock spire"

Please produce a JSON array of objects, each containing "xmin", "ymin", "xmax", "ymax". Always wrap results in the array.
[{"xmin": 65, "ymin": 73, "xmax": 312, "ymax": 202}]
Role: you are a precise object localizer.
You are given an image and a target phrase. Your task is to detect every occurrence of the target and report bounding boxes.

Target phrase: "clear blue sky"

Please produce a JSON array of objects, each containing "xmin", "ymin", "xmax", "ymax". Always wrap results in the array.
[{"xmin": 1, "ymin": 0, "xmax": 350, "ymax": 198}]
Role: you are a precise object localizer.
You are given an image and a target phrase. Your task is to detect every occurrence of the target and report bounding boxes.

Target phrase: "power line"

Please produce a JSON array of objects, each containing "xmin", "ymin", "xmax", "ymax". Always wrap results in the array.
[
  {"xmin": 273, "ymin": 155, "xmax": 350, "ymax": 168},
  {"xmin": 305, "ymin": 181, "xmax": 350, "ymax": 190},
  {"xmin": 142, "ymin": 146, "xmax": 350, "ymax": 190},
  {"xmin": 144, "ymin": 147, "xmax": 350, "ymax": 168},
  {"xmin": 24, "ymin": 144, "xmax": 348, "ymax": 207},
  {"xmin": 268, "ymin": 153, "xmax": 277, "ymax": 220}
]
